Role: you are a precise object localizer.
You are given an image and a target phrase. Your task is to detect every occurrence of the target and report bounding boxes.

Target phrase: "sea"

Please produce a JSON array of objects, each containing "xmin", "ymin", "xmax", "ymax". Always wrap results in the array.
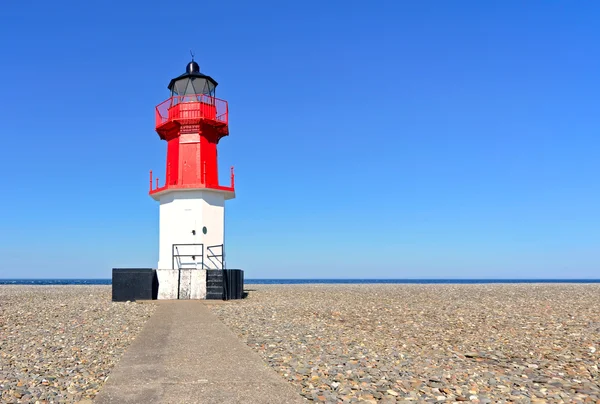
[{"xmin": 0, "ymin": 279, "xmax": 599, "ymax": 285}]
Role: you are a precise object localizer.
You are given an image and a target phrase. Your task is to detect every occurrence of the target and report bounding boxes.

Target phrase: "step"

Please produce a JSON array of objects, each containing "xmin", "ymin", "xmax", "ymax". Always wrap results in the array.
[{"xmin": 207, "ymin": 283, "xmax": 223, "ymax": 288}]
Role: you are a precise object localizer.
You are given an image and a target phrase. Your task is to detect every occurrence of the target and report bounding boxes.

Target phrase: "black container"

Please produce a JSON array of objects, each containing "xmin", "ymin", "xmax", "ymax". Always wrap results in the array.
[
  {"xmin": 112, "ymin": 268, "xmax": 156, "ymax": 301},
  {"xmin": 225, "ymin": 269, "xmax": 244, "ymax": 300}
]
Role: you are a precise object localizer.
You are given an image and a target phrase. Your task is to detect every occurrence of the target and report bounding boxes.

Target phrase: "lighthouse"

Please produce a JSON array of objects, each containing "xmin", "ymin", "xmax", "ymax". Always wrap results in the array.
[
  {"xmin": 111, "ymin": 59, "xmax": 243, "ymax": 302},
  {"xmin": 148, "ymin": 59, "xmax": 241, "ymax": 300}
]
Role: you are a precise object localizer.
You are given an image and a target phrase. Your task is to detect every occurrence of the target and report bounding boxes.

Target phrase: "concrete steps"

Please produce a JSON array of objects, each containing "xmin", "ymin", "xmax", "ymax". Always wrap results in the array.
[{"xmin": 206, "ymin": 270, "xmax": 224, "ymax": 300}]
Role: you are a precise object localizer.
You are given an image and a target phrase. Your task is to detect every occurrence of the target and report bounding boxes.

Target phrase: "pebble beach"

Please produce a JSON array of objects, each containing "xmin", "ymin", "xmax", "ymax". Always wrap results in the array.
[
  {"xmin": 1, "ymin": 284, "xmax": 599, "ymax": 403},
  {"xmin": 0, "ymin": 286, "xmax": 155, "ymax": 403},
  {"xmin": 210, "ymin": 284, "xmax": 600, "ymax": 403}
]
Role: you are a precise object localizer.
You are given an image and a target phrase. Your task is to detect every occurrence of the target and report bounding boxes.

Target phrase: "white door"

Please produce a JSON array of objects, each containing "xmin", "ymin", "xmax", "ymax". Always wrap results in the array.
[{"xmin": 175, "ymin": 208, "xmax": 202, "ymax": 269}]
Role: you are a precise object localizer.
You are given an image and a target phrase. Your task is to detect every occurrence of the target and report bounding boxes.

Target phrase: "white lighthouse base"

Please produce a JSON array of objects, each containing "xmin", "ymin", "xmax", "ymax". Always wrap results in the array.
[
  {"xmin": 153, "ymin": 189, "xmax": 229, "ymax": 271},
  {"xmin": 156, "ymin": 269, "xmax": 207, "ymax": 299},
  {"xmin": 111, "ymin": 268, "xmax": 244, "ymax": 301}
]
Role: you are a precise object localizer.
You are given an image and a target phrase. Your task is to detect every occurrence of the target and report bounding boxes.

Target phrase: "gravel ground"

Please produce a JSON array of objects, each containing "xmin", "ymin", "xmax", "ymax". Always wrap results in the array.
[
  {"xmin": 210, "ymin": 284, "xmax": 600, "ymax": 403},
  {"xmin": 0, "ymin": 286, "xmax": 156, "ymax": 403}
]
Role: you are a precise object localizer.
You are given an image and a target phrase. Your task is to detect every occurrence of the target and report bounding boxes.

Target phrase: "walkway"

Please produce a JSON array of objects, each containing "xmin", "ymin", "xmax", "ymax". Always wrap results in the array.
[{"xmin": 94, "ymin": 301, "xmax": 306, "ymax": 404}]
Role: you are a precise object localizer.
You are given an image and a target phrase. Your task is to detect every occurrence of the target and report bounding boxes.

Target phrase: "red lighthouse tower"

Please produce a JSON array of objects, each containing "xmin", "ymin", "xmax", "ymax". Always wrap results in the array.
[
  {"xmin": 150, "ymin": 59, "xmax": 234, "ymax": 195},
  {"xmin": 150, "ymin": 59, "xmax": 235, "ymax": 276}
]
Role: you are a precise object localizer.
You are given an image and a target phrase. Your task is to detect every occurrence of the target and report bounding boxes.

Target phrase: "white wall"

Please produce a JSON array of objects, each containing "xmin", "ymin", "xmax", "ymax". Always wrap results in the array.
[
  {"xmin": 157, "ymin": 190, "xmax": 226, "ymax": 270},
  {"xmin": 156, "ymin": 269, "xmax": 206, "ymax": 299}
]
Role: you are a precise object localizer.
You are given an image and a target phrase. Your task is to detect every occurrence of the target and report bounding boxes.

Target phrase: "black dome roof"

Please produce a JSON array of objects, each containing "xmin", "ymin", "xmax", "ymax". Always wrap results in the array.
[{"xmin": 167, "ymin": 60, "xmax": 218, "ymax": 93}]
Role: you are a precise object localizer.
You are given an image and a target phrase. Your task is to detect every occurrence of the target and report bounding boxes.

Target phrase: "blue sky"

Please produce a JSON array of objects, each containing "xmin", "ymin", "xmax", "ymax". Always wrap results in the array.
[{"xmin": 0, "ymin": 1, "xmax": 598, "ymax": 279}]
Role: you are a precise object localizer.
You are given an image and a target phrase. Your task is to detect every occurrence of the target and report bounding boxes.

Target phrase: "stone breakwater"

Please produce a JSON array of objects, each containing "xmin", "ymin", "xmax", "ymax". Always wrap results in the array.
[
  {"xmin": 210, "ymin": 284, "xmax": 600, "ymax": 403},
  {"xmin": 0, "ymin": 286, "xmax": 156, "ymax": 403}
]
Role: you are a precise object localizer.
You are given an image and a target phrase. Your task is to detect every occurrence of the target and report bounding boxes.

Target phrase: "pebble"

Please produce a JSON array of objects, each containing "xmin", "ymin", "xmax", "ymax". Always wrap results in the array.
[
  {"xmin": 0, "ymin": 286, "xmax": 156, "ymax": 402},
  {"xmin": 210, "ymin": 284, "xmax": 600, "ymax": 402}
]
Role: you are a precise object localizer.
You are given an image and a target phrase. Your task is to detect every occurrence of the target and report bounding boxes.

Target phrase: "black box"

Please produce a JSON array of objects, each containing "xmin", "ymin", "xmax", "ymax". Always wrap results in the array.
[
  {"xmin": 112, "ymin": 268, "xmax": 156, "ymax": 301},
  {"xmin": 223, "ymin": 269, "xmax": 244, "ymax": 300}
]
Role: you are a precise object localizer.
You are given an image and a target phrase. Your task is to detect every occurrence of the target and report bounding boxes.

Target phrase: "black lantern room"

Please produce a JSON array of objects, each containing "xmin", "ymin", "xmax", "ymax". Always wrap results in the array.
[{"xmin": 168, "ymin": 60, "xmax": 218, "ymax": 98}]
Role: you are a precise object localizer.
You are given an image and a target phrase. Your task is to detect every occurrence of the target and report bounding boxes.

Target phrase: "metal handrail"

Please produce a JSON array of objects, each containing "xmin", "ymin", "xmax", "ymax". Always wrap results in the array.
[
  {"xmin": 206, "ymin": 244, "xmax": 224, "ymax": 270},
  {"xmin": 172, "ymin": 243, "xmax": 204, "ymax": 270}
]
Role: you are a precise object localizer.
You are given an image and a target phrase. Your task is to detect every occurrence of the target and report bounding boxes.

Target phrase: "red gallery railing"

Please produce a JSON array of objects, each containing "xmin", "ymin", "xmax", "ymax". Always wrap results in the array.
[
  {"xmin": 149, "ymin": 166, "xmax": 235, "ymax": 195},
  {"xmin": 155, "ymin": 95, "xmax": 228, "ymax": 129}
]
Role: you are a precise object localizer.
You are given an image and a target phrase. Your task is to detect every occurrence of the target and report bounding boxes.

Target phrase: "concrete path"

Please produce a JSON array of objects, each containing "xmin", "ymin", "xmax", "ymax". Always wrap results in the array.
[{"xmin": 94, "ymin": 301, "xmax": 306, "ymax": 404}]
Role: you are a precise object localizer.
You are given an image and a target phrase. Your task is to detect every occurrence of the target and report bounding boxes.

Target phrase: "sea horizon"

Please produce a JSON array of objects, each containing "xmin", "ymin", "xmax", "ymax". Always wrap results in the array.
[{"xmin": 1, "ymin": 278, "xmax": 600, "ymax": 285}]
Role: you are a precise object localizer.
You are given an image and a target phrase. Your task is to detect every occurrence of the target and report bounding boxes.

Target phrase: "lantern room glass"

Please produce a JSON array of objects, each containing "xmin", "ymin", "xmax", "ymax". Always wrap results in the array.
[{"xmin": 170, "ymin": 76, "xmax": 216, "ymax": 98}]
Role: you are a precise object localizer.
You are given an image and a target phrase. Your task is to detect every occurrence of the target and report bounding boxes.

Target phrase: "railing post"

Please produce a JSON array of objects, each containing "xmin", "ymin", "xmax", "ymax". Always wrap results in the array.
[
  {"xmin": 149, "ymin": 170, "xmax": 153, "ymax": 192},
  {"xmin": 230, "ymin": 166, "xmax": 235, "ymax": 188},
  {"xmin": 156, "ymin": 178, "xmax": 159, "ymax": 189}
]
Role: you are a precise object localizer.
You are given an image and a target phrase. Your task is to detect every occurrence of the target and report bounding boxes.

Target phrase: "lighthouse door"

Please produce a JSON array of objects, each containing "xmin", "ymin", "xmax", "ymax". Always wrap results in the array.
[
  {"xmin": 174, "ymin": 209, "xmax": 202, "ymax": 270},
  {"xmin": 186, "ymin": 209, "xmax": 201, "ymax": 270}
]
